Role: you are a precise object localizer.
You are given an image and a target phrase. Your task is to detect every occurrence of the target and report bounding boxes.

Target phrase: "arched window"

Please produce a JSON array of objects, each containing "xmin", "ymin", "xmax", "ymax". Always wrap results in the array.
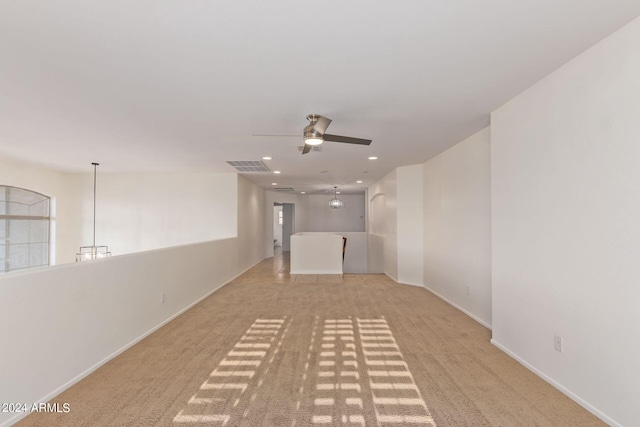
[{"xmin": 0, "ymin": 186, "xmax": 51, "ymax": 273}]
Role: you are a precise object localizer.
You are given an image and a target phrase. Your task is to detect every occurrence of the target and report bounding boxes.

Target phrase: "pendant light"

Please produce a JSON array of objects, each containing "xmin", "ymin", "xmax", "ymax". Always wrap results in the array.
[
  {"xmin": 329, "ymin": 186, "xmax": 344, "ymax": 209},
  {"xmin": 76, "ymin": 162, "xmax": 111, "ymax": 261}
]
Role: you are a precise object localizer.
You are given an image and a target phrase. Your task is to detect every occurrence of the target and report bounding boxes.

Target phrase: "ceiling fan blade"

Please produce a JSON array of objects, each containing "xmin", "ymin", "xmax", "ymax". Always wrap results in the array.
[
  {"xmin": 313, "ymin": 115, "xmax": 332, "ymax": 134},
  {"xmin": 301, "ymin": 144, "xmax": 312, "ymax": 155},
  {"xmin": 323, "ymin": 134, "xmax": 372, "ymax": 145}
]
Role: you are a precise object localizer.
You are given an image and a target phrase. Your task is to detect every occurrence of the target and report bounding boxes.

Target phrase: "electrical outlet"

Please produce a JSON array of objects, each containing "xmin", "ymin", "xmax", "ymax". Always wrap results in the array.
[
  {"xmin": 161, "ymin": 292, "xmax": 166, "ymax": 304},
  {"xmin": 554, "ymin": 335, "xmax": 563, "ymax": 352},
  {"xmin": 466, "ymin": 285, "xmax": 471, "ymax": 296}
]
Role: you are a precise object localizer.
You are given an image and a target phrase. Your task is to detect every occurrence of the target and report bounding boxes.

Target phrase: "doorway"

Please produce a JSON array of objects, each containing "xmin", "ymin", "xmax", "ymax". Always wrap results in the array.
[
  {"xmin": 273, "ymin": 204, "xmax": 283, "ymax": 251},
  {"xmin": 273, "ymin": 202, "xmax": 295, "ymax": 253}
]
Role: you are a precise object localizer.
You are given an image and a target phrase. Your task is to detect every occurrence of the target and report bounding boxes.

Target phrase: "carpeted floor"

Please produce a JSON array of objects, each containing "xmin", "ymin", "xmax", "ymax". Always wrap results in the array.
[{"xmin": 16, "ymin": 251, "xmax": 605, "ymax": 426}]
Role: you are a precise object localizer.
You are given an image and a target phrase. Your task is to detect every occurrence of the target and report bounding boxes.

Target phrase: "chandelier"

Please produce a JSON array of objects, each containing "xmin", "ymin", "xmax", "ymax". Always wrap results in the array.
[
  {"xmin": 329, "ymin": 186, "xmax": 344, "ymax": 209},
  {"xmin": 76, "ymin": 162, "xmax": 111, "ymax": 261}
]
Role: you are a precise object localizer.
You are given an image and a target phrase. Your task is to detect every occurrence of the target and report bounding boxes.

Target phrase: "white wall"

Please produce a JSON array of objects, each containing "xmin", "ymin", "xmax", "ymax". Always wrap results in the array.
[
  {"xmin": 0, "ymin": 172, "xmax": 265, "ymax": 427},
  {"xmin": 423, "ymin": 128, "xmax": 492, "ymax": 327},
  {"xmin": 282, "ymin": 203, "xmax": 295, "ymax": 251},
  {"xmin": 368, "ymin": 170, "xmax": 397, "ymax": 277},
  {"xmin": 368, "ymin": 193, "xmax": 385, "ymax": 274},
  {"xmin": 84, "ymin": 172, "xmax": 238, "ymax": 256},
  {"xmin": 273, "ymin": 206, "xmax": 283, "ymax": 246},
  {"xmin": 396, "ymin": 164, "xmax": 424, "ymax": 286},
  {"xmin": 288, "ymin": 231, "xmax": 367, "ymax": 274},
  {"xmin": 236, "ymin": 175, "xmax": 266, "ymax": 270},
  {"xmin": 0, "ymin": 238, "xmax": 249, "ymax": 427},
  {"xmin": 300, "ymin": 194, "xmax": 365, "ymax": 232},
  {"xmin": 0, "ymin": 159, "xmax": 242, "ymax": 266},
  {"xmin": 368, "ymin": 131, "xmax": 491, "ymax": 326},
  {"xmin": 290, "ymin": 233, "xmax": 344, "ymax": 274},
  {"xmin": 491, "ymin": 17, "xmax": 640, "ymax": 427},
  {"xmin": 341, "ymin": 232, "xmax": 368, "ymax": 274}
]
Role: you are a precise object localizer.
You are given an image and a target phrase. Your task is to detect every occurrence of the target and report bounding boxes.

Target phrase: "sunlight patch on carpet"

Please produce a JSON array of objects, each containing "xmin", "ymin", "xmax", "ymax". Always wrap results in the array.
[
  {"xmin": 173, "ymin": 316, "xmax": 436, "ymax": 426},
  {"xmin": 174, "ymin": 318, "xmax": 289, "ymax": 426}
]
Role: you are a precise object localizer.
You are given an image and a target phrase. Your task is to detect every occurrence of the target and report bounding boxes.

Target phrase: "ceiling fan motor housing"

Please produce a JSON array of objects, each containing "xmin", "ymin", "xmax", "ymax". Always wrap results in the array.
[{"xmin": 306, "ymin": 114, "xmax": 320, "ymax": 124}]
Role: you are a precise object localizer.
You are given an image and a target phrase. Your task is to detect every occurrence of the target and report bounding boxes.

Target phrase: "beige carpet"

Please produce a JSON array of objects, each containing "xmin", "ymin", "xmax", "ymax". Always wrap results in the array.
[{"xmin": 16, "ymin": 252, "xmax": 605, "ymax": 426}]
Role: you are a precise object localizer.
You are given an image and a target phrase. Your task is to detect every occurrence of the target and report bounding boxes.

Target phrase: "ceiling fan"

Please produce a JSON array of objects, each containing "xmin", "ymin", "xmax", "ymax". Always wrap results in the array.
[
  {"xmin": 254, "ymin": 114, "xmax": 372, "ymax": 155},
  {"xmin": 301, "ymin": 114, "xmax": 372, "ymax": 154}
]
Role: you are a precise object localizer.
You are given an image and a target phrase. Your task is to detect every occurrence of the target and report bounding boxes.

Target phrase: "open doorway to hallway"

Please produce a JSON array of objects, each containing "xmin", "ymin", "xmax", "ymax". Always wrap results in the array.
[{"xmin": 273, "ymin": 202, "xmax": 294, "ymax": 256}]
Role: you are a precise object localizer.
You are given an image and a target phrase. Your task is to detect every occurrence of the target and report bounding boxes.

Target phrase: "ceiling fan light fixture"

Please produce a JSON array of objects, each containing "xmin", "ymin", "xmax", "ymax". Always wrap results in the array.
[
  {"xmin": 304, "ymin": 130, "xmax": 324, "ymax": 146},
  {"xmin": 305, "ymin": 137, "xmax": 323, "ymax": 146}
]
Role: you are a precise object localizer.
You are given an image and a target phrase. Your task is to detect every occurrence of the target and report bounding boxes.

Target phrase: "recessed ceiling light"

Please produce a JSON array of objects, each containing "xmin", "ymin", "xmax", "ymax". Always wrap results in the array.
[
  {"xmin": 272, "ymin": 183, "xmax": 277, "ymax": 185},
  {"xmin": 301, "ymin": 191, "xmax": 306, "ymax": 194},
  {"xmin": 336, "ymin": 191, "xmax": 341, "ymax": 194},
  {"xmin": 356, "ymin": 180, "xmax": 363, "ymax": 184},
  {"xmin": 273, "ymin": 171, "xmax": 281, "ymax": 174},
  {"xmin": 368, "ymin": 156, "xmax": 378, "ymax": 160},
  {"xmin": 262, "ymin": 156, "xmax": 272, "ymax": 160}
]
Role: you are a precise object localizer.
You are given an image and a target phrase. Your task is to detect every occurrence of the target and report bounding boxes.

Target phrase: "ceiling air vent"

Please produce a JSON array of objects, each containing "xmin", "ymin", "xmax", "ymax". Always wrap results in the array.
[
  {"xmin": 226, "ymin": 160, "xmax": 271, "ymax": 172},
  {"xmin": 274, "ymin": 187, "xmax": 295, "ymax": 192},
  {"xmin": 298, "ymin": 146, "xmax": 321, "ymax": 152}
]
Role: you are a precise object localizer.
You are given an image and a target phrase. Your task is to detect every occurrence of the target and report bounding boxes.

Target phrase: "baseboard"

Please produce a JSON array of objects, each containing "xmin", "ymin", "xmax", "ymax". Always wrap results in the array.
[
  {"xmin": 384, "ymin": 272, "xmax": 399, "ymax": 282},
  {"xmin": 290, "ymin": 270, "xmax": 343, "ymax": 275},
  {"xmin": 421, "ymin": 285, "xmax": 492, "ymax": 330},
  {"xmin": 0, "ymin": 257, "xmax": 265, "ymax": 427},
  {"xmin": 383, "ymin": 274, "xmax": 492, "ymax": 330},
  {"xmin": 395, "ymin": 280, "xmax": 423, "ymax": 288},
  {"xmin": 490, "ymin": 339, "xmax": 620, "ymax": 427}
]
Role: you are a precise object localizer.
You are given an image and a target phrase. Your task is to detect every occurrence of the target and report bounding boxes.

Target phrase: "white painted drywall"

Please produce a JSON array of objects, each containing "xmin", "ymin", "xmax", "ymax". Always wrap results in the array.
[
  {"xmin": 282, "ymin": 203, "xmax": 295, "ymax": 251},
  {"xmin": 0, "ymin": 173, "xmax": 265, "ymax": 427},
  {"xmin": 290, "ymin": 232, "xmax": 343, "ymax": 274},
  {"xmin": 368, "ymin": 192, "xmax": 386, "ymax": 274},
  {"xmin": 299, "ymin": 194, "xmax": 365, "ymax": 232},
  {"xmin": 273, "ymin": 206, "xmax": 283, "ymax": 246},
  {"xmin": 236, "ymin": 175, "xmax": 266, "ymax": 270},
  {"xmin": 491, "ymin": 17, "xmax": 640, "ymax": 426},
  {"xmin": 423, "ymin": 128, "xmax": 492, "ymax": 327},
  {"xmin": 288, "ymin": 231, "xmax": 367, "ymax": 274},
  {"xmin": 0, "ymin": 238, "xmax": 251, "ymax": 427},
  {"xmin": 368, "ymin": 169, "xmax": 397, "ymax": 278},
  {"xmin": 0, "ymin": 160, "xmax": 242, "ymax": 266},
  {"xmin": 340, "ymin": 232, "xmax": 368, "ymax": 274},
  {"xmin": 80, "ymin": 172, "xmax": 238, "ymax": 256},
  {"xmin": 396, "ymin": 164, "xmax": 424, "ymax": 287},
  {"xmin": 384, "ymin": 172, "xmax": 397, "ymax": 280}
]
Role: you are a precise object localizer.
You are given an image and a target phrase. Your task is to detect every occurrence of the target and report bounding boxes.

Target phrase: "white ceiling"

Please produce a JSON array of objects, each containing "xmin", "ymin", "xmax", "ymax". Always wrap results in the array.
[{"xmin": 2, "ymin": 1, "xmax": 639, "ymax": 195}]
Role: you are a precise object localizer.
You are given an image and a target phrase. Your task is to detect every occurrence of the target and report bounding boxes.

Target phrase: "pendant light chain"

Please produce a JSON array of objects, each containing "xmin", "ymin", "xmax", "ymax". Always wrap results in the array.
[
  {"xmin": 92, "ymin": 162, "xmax": 98, "ymax": 248},
  {"xmin": 76, "ymin": 162, "xmax": 111, "ymax": 261}
]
